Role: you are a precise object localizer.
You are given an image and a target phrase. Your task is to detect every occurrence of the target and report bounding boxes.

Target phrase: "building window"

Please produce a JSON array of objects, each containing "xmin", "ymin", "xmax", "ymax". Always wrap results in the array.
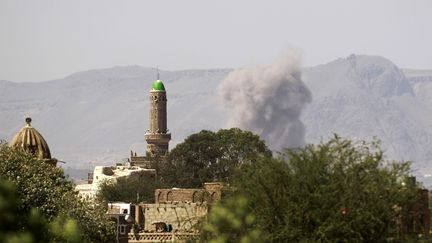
[
  {"xmin": 167, "ymin": 191, "xmax": 173, "ymax": 201},
  {"xmin": 119, "ymin": 225, "xmax": 126, "ymax": 234},
  {"xmin": 192, "ymin": 191, "xmax": 200, "ymax": 203},
  {"xmin": 157, "ymin": 192, "xmax": 164, "ymax": 203}
]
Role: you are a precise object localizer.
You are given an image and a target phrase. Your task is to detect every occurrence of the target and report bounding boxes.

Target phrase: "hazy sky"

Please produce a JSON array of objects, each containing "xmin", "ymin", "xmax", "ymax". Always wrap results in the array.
[{"xmin": 1, "ymin": 0, "xmax": 431, "ymax": 82}]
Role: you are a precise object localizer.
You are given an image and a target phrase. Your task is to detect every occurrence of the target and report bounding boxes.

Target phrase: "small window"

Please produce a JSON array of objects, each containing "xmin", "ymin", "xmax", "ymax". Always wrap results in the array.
[
  {"xmin": 119, "ymin": 225, "xmax": 126, "ymax": 234},
  {"xmin": 192, "ymin": 191, "xmax": 200, "ymax": 203},
  {"xmin": 167, "ymin": 191, "xmax": 174, "ymax": 201},
  {"xmin": 123, "ymin": 209, "xmax": 128, "ymax": 214},
  {"xmin": 157, "ymin": 192, "xmax": 164, "ymax": 203}
]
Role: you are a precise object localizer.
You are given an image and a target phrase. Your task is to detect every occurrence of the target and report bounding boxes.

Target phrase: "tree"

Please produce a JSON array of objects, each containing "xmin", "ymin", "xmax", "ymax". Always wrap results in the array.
[
  {"xmin": 0, "ymin": 179, "xmax": 84, "ymax": 243},
  {"xmin": 203, "ymin": 136, "xmax": 418, "ymax": 242},
  {"xmin": 0, "ymin": 142, "xmax": 115, "ymax": 242},
  {"xmin": 159, "ymin": 128, "xmax": 272, "ymax": 188},
  {"xmin": 98, "ymin": 171, "xmax": 164, "ymax": 204},
  {"xmin": 200, "ymin": 196, "xmax": 263, "ymax": 243}
]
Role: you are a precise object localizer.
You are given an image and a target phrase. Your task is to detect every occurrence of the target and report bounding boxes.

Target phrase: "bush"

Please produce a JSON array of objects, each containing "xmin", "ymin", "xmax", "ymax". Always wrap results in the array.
[
  {"xmin": 202, "ymin": 136, "xmax": 417, "ymax": 242},
  {"xmin": 0, "ymin": 142, "xmax": 115, "ymax": 242}
]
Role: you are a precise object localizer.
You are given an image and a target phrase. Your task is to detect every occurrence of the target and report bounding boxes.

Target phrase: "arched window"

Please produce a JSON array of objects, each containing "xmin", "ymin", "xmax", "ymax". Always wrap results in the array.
[
  {"xmin": 166, "ymin": 191, "xmax": 173, "ymax": 201},
  {"xmin": 192, "ymin": 191, "xmax": 199, "ymax": 203},
  {"xmin": 157, "ymin": 192, "xmax": 164, "ymax": 203}
]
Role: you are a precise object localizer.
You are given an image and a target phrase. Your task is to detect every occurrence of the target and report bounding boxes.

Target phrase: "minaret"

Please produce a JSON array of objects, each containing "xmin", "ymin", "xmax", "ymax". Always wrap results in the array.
[{"xmin": 145, "ymin": 77, "xmax": 171, "ymax": 156}]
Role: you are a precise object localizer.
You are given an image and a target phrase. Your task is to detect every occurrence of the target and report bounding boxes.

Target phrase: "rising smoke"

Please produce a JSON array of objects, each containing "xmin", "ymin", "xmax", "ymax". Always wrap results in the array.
[{"xmin": 218, "ymin": 50, "xmax": 312, "ymax": 151}]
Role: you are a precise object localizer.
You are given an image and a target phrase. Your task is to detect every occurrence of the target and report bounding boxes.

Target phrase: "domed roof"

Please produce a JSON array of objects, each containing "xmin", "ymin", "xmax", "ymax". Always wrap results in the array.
[
  {"xmin": 151, "ymin": 80, "xmax": 166, "ymax": 91},
  {"xmin": 10, "ymin": 118, "xmax": 52, "ymax": 161}
]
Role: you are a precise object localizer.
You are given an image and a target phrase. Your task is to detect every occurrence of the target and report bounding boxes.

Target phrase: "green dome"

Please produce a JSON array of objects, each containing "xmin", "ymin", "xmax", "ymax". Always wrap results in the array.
[{"xmin": 151, "ymin": 80, "xmax": 166, "ymax": 91}]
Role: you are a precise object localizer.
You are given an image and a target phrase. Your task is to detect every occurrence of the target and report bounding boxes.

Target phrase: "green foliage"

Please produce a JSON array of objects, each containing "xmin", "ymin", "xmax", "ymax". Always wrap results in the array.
[
  {"xmin": 160, "ymin": 128, "xmax": 272, "ymax": 188},
  {"xmin": 98, "ymin": 171, "xmax": 164, "ymax": 203},
  {"xmin": 0, "ymin": 143, "xmax": 73, "ymax": 221},
  {"xmin": 0, "ymin": 179, "xmax": 83, "ymax": 243},
  {"xmin": 201, "ymin": 196, "xmax": 263, "ymax": 243},
  {"xmin": 203, "ymin": 136, "xmax": 418, "ymax": 242},
  {"xmin": 0, "ymin": 142, "xmax": 115, "ymax": 242},
  {"xmin": 58, "ymin": 197, "xmax": 115, "ymax": 242},
  {"xmin": 49, "ymin": 216, "xmax": 84, "ymax": 243}
]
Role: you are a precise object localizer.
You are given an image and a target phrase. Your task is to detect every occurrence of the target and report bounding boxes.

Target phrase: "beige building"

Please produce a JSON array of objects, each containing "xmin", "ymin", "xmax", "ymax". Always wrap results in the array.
[
  {"xmin": 116, "ymin": 183, "xmax": 226, "ymax": 243},
  {"xmin": 76, "ymin": 165, "xmax": 155, "ymax": 201},
  {"xmin": 141, "ymin": 182, "xmax": 224, "ymax": 232}
]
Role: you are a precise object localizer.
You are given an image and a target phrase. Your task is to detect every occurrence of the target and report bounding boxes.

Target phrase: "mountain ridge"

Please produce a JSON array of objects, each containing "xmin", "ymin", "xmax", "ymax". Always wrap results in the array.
[{"xmin": 1, "ymin": 55, "xmax": 432, "ymax": 184}]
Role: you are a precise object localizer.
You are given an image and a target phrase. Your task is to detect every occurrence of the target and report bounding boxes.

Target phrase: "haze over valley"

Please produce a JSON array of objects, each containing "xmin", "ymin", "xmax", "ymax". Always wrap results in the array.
[{"xmin": 1, "ymin": 54, "xmax": 432, "ymax": 184}]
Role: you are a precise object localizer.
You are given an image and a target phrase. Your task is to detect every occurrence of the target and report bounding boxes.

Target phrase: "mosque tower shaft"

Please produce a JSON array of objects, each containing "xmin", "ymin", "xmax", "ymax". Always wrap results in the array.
[
  {"xmin": 145, "ymin": 80, "xmax": 171, "ymax": 156},
  {"xmin": 149, "ymin": 90, "xmax": 167, "ymax": 133}
]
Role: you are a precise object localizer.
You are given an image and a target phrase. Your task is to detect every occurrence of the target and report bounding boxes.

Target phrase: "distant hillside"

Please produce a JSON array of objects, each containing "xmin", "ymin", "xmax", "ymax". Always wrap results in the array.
[
  {"xmin": 302, "ymin": 55, "xmax": 432, "ymax": 180},
  {"xmin": 0, "ymin": 67, "xmax": 232, "ymax": 173},
  {"xmin": 1, "ymin": 56, "xmax": 432, "ymax": 185},
  {"xmin": 403, "ymin": 69, "xmax": 432, "ymax": 78}
]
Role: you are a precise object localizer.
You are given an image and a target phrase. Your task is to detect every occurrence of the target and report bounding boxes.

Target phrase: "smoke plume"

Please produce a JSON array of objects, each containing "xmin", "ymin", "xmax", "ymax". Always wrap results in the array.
[{"xmin": 218, "ymin": 50, "xmax": 312, "ymax": 151}]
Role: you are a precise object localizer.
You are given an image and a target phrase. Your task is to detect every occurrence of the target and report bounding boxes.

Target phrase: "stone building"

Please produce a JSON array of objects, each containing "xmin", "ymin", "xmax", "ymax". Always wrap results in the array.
[
  {"xmin": 10, "ymin": 117, "xmax": 57, "ymax": 166},
  {"xmin": 107, "ymin": 202, "xmax": 138, "ymax": 243},
  {"xmin": 145, "ymin": 79, "xmax": 171, "ymax": 156},
  {"xmin": 141, "ymin": 182, "xmax": 225, "ymax": 233},
  {"xmin": 121, "ymin": 182, "xmax": 226, "ymax": 243},
  {"xmin": 155, "ymin": 182, "xmax": 224, "ymax": 204},
  {"xmin": 130, "ymin": 79, "xmax": 171, "ymax": 167}
]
